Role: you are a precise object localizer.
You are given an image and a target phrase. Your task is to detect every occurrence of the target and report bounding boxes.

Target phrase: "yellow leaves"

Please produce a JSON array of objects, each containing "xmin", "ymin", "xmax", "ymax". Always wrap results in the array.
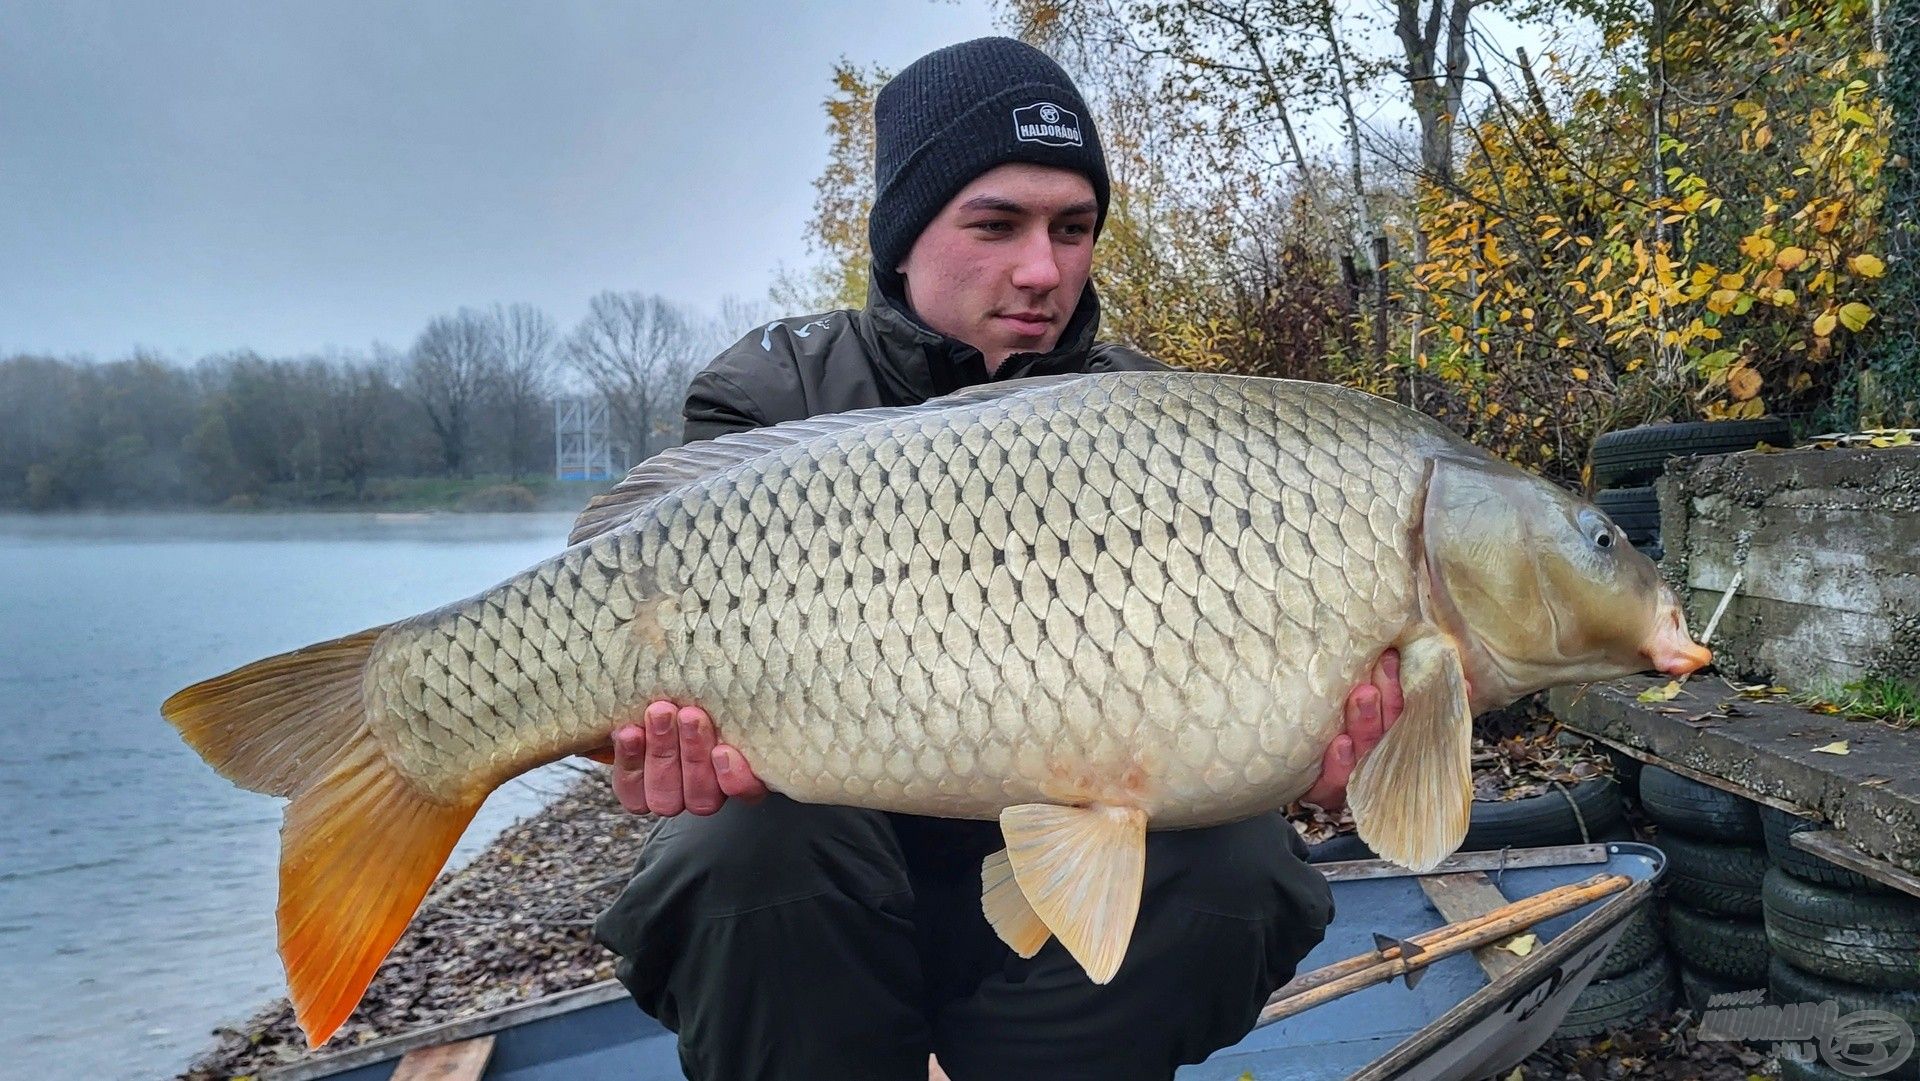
[
  {"xmin": 1850, "ymin": 253, "xmax": 1886, "ymax": 278},
  {"xmin": 1717, "ymin": 273, "xmax": 1745, "ymax": 291},
  {"xmin": 1812, "ymin": 741, "xmax": 1851, "ymax": 756},
  {"xmin": 1839, "ymin": 301, "xmax": 1875, "ymax": 331},
  {"xmin": 1754, "ymin": 125, "xmax": 1773, "ymax": 150},
  {"xmin": 1500, "ymin": 933, "xmax": 1539, "ymax": 957},
  {"xmin": 1740, "ymin": 235, "xmax": 1778, "ymax": 262},
  {"xmin": 1572, "ymin": 368, "xmax": 1590, "ymax": 382},
  {"xmin": 1815, "ymin": 310, "xmax": 1839, "ymax": 337},
  {"xmin": 1707, "ymin": 289, "xmax": 1741, "ymax": 315},
  {"xmin": 1768, "ymin": 289, "xmax": 1796, "ymax": 308},
  {"xmin": 1638, "ymin": 681, "xmax": 1684, "ymax": 703},
  {"xmin": 1774, "ymin": 246, "xmax": 1808, "ymax": 271}
]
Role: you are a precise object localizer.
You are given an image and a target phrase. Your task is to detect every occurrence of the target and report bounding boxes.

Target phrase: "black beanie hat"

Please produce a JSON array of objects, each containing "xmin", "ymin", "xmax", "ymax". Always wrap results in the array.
[{"xmin": 868, "ymin": 37, "xmax": 1110, "ymax": 277}]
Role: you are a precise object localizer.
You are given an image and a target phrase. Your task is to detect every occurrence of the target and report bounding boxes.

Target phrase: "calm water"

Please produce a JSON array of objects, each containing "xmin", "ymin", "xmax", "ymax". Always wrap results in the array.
[{"xmin": 0, "ymin": 512, "xmax": 592, "ymax": 1081}]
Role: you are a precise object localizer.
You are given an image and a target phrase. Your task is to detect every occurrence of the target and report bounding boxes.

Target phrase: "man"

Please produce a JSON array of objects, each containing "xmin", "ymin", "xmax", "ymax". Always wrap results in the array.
[{"xmin": 592, "ymin": 37, "xmax": 1403, "ymax": 1081}]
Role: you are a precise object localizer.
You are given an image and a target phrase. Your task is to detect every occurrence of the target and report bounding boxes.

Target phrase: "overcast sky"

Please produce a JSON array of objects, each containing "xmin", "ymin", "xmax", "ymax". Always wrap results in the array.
[
  {"xmin": 1, "ymin": 2, "xmax": 1560, "ymax": 364},
  {"xmin": 1, "ymin": 1, "xmax": 1002, "ymax": 361}
]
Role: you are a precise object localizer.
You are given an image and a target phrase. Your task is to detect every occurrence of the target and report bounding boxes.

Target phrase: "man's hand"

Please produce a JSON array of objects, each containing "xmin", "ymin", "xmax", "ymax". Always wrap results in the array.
[
  {"xmin": 608, "ymin": 702, "xmax": 768, "ymax": 816},
  {"xmin": 1300, "ymin": 649, "xmax": 1404, "ymax": 811}
]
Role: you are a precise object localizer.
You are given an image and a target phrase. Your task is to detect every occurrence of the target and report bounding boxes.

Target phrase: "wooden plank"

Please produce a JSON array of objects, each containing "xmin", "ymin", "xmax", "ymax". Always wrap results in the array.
[
  {"xmin": 265, "ymin": 981, "xmax": 630, "ymax": 1081},
  {"xmin": 1791, "ymin": 830, "xmax": 1920, "ymax": 901},
  {"xmin": 1418, "ymin": 872, "xmax": 1525, "ymax": 980},
  {"xmin": 1316, "ymin": 844, "xmax": 1609, "ymax": 882},
  {"xmin": 391, "ymin": 1036, "xmax": 494, "ymax": 1081}
]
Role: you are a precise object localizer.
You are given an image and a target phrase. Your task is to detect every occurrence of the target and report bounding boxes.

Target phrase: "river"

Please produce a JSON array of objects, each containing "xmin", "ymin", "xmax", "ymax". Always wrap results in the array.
[{"xmin": 0, "ymin": 512, "xmax": 588, "ymax": 1081}]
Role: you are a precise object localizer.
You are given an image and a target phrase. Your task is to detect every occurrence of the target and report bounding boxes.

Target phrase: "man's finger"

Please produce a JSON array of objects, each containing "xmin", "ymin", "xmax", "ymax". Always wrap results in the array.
[
  {"xmin": 642, "ymin": 700, "xmax": 684, "ymax": 817},
  {"xmin": 1303, "ymin": 734, "xmax": 1355, "ymax": 809},
  {"xmin": 678, "ymin": 706, "xmax": 723, "ymax": 815},
  {"xmin": 1375, "ymin": 648, "xmax": 1404, "ymax": 728},
  {"xmin": 1346, "ymin": 682, "xmax": 1384, "ymax": 748},
  {"xmin": 713, "ymin": 746, "xmax": 770, "ymax": 803},
  {"xmin": 609, "ymin": 723, "xmax": 648, "ymax": 813}
]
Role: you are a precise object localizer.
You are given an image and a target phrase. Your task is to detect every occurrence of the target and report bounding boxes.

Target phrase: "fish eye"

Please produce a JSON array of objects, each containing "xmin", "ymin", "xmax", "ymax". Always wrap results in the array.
[{"xmin": 1576, "ymin": 508, "xmax": 1616, "ymax": 552}]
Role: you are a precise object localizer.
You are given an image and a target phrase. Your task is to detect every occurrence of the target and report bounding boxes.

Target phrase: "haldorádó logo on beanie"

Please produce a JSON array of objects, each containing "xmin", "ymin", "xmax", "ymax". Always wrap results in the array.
[{"xmin": 868, "ymin": 37, "xmax": 1110, "ymax": 279}]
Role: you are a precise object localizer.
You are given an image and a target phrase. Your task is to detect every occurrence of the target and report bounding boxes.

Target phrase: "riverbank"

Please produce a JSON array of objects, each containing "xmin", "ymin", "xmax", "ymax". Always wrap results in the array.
[{"xmin": 177, "ymin": 768, "xmax": 652, "ymax": 1079}]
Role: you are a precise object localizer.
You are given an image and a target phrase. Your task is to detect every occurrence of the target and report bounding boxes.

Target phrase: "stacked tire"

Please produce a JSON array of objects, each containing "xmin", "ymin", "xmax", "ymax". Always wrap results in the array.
[
  {"xmin": 1640, "ymin": 766, "xmax": 1772, "ymax": 1013},
  {"xmin": 1588, "ymin": 417, "xmax": 1792, "ymax": 560},
  {"xmin": 1761, "ymin": 806, "xmax": 1920, "ymax": 1079}
]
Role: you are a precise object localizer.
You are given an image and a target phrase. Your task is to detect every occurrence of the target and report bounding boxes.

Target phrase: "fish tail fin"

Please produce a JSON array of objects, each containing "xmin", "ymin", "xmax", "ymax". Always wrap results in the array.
[
  {"xmin": 163, "ymin": 626, "xmax": 480, "ymax": 1045},
  {"xmin": 1348, "ymin": 635, "xmax": 1473, "ymax": 873},
  {"xmin": 161, "ymin": 626, "xmax": 389, "ymax": 796},
  {"xmin": 279, "ymin": 731, "xmax": 481, "ymax": 1045}
]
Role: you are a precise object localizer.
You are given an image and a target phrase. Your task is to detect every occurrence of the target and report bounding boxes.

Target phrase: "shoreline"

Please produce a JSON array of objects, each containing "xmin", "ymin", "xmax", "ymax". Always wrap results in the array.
[{"xmin": 176, "ymin": 768, "xmax": 652, "ymax": 1080}]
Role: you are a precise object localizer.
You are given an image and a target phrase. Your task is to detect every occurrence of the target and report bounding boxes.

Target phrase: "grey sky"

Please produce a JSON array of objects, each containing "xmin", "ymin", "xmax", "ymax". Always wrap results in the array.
[{"xmin": 1, "ymin": 1, "xmax": 998, "ymax": 361}]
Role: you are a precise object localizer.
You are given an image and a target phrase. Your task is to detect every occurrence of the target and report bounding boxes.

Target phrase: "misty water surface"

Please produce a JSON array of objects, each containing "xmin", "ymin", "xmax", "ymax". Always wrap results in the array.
[{"xmin": 0, "ymin": 512, "xmax": 595, "ymax": 1081}]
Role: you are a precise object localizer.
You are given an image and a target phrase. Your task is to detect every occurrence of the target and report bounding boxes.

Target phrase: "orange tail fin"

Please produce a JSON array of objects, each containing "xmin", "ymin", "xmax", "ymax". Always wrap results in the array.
[
  {"xmin": 163, "ymin": 627, "xmax": 481, "ymax": 1046},
  {"xmin": 278, "ymin": 731, "xmax": 481, "ymax": 1044}
]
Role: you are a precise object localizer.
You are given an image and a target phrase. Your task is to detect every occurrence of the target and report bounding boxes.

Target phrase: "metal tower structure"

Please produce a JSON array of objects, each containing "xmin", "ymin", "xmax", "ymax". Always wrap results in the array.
[{"xmin": 553, "ymin": 396, "xmax": 617, "ymax": 481}]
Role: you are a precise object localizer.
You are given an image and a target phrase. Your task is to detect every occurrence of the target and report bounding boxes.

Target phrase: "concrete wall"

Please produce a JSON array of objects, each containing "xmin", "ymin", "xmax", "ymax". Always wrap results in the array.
[{"xmin": 1658, "ymin": 445, "xmax": 1920, "ymax": 693}]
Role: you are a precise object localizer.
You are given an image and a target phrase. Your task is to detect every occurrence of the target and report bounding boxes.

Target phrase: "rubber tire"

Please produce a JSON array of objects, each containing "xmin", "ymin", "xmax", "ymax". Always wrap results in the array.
[
  {"xmin": 1598, "ymin": 904, "xmax": 1664, "ymax": 981},
  {"xmin": 1305, "ymin": 830, "xmax": 1374, "ymax": 864},
  {"xmin": 1666, "ymin": 901, "xmax": 1770, "ymax": 984},
  {"xmin": 1460, "ymin": 777, "xmax": 1628, "ymax": 852},
  {"xmin": 1608, "ymin": 749, "xmax": 1644, "ymax": 802},
  {"xmin": 1680, "ymin": 963, "xmax": 1759, "ymax": 1013},
  {"xmin": 1594, "ymin": 486, "xmax": 1661, "ymax": 544},
  {"xmin": 1590, "ymin": 418, "xmax": 1794, "ymax": 488},
  {"xmin": 1639, "ymin": 765, "xmax": 1764, "ymax": 843},
  {"xmin": 1761, "ymin": 805, "xmax": 1889, "ymax": 893},
  {"xmin": 1770, "ymin": 957, "xmax": 1920, "ymax": 1080},
  {"xmin": 1554, "ymin": 950, "xmax": 1678, "ymax": 1038},
  {"xmin": 1660, "ymin": 831, "xmax": 1769, "ymax": 916},
  {"xmin": 1764, "ymin": 867, "xmax": 1920, "ymax": 990}
]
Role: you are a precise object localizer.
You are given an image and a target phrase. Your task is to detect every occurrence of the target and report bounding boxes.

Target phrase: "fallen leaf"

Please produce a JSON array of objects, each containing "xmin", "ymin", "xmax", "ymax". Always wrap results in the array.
[
  {"xmin": 1638, "ymin": 681, "xmax": 1685, "ymax": 703},
  {"xmin": 1862, "ymin": 776, "xmax": 1892, "ymax": 787},
  {"xmin": 1812, "ymin": 741, "xmax": 1851, "ymax": 755},
  {"xmin": 1501, "ymin": 933, "xmax": 1539, "ymax": 957}
]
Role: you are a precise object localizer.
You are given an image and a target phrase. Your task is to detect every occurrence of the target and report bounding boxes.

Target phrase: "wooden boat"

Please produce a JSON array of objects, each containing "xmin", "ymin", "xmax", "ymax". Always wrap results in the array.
[{"xmin": 266, "ymin": 841, "xmax": 1665, "ymax": 1081}]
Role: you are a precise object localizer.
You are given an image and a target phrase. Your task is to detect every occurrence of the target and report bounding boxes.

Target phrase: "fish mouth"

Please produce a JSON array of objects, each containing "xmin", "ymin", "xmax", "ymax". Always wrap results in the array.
[{"xmin": 1641, "ymin": 598, "xmax": 1712, "ymax": 676}]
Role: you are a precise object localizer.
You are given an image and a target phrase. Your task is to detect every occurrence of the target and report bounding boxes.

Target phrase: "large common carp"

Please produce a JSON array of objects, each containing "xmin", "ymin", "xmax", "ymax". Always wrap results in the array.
[{"xmin": 164, "ymin": 372, "xmax": 1708, "ymax": 1045}]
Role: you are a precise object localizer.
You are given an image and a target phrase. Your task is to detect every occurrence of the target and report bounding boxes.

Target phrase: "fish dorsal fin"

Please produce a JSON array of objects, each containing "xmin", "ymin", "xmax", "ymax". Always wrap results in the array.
[
  {"xmin": 1347, "ymin": 634, "xmax": 1473, "ymax": 873},
  {"xmin": 566, "ymin": 374, "xmax": 1094, "ymax": 545},
  {"xmin": 995, "ymin": 802, "xmax": 1148, "ymax": 983}
]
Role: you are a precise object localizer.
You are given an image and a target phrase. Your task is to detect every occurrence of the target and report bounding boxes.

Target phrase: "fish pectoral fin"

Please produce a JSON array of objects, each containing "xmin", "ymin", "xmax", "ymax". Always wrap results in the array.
[
  {"xmin": 1348, "ymin": 635, "xmax": 1473, "ymax": 874},
  {"xmin": 980, "ymin": 848, "xmax": 1050, "ymax": 958},
  {"xmin": 997, "ymin": 803, "xmax": 1148, "ymax": 983},
  {"xmin": 578, "ymin": 744, "xmax": 617, "ymax": 765}
]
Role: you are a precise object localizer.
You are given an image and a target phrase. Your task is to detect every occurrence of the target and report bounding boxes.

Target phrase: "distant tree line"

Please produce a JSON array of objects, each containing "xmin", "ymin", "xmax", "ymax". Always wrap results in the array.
[{"xmin": 0, "ymin": 292, "xmax": 769, "ymax": 510}]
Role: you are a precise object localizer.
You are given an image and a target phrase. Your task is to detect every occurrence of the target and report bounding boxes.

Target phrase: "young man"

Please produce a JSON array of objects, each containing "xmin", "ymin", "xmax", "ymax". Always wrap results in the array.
[{"xmin": 592, "ymin": 37, "xmax": 1403, "ymax": 1081}]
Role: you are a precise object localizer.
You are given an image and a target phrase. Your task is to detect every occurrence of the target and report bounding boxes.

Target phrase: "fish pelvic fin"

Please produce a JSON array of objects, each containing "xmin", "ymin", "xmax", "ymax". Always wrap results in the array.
[
  {"xmin": 981, "ymin": 847, "xmax": 1050, "ymax": 958},
  {"xmin": 1348, "ymin": 634, "xmax": 1473, "ymax": 873},
  {"xmin": 996, "ymin": 803, "xmax": 1147, "ymax": 983},
  {"xmin": 280, "ymin": 729, "xmax": 482, "ymax": 1045},
  {"xmin": 161, "ymin": 626, "xmax": 389, "ymax": 796}
]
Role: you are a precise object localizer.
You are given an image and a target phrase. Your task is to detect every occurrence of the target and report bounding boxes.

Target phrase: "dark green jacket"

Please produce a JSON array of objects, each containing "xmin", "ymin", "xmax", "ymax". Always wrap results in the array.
[{"xmin": 682, "ymin": 275, "xmax": 1166, "ymax": 442}]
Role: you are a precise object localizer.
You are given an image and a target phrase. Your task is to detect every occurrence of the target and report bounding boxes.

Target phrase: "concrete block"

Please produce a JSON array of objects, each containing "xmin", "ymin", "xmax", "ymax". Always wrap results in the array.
[{"xmin": 1657, "ymin": 445, "xmax": 1920, "ymax": 693}]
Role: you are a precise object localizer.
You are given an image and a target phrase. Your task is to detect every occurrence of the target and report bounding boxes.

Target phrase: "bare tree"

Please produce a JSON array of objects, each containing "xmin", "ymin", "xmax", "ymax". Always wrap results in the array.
[
  {"xmin": 488, "ymin": 303, "xmax": 556, "ymax": 479},
  {"xmin": 563, "ymin": 292, "xmax": 707, "ymax": 464},
  {"xmin": 408, "ymin": 308, "xmax": 497, "ymax": 478}
]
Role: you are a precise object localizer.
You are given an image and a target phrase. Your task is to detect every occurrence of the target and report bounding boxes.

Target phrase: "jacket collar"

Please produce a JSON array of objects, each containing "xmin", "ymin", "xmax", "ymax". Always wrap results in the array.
[{"xmin": 857, "ymin": 267, "xmax": 1104, "ymax": 400}]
